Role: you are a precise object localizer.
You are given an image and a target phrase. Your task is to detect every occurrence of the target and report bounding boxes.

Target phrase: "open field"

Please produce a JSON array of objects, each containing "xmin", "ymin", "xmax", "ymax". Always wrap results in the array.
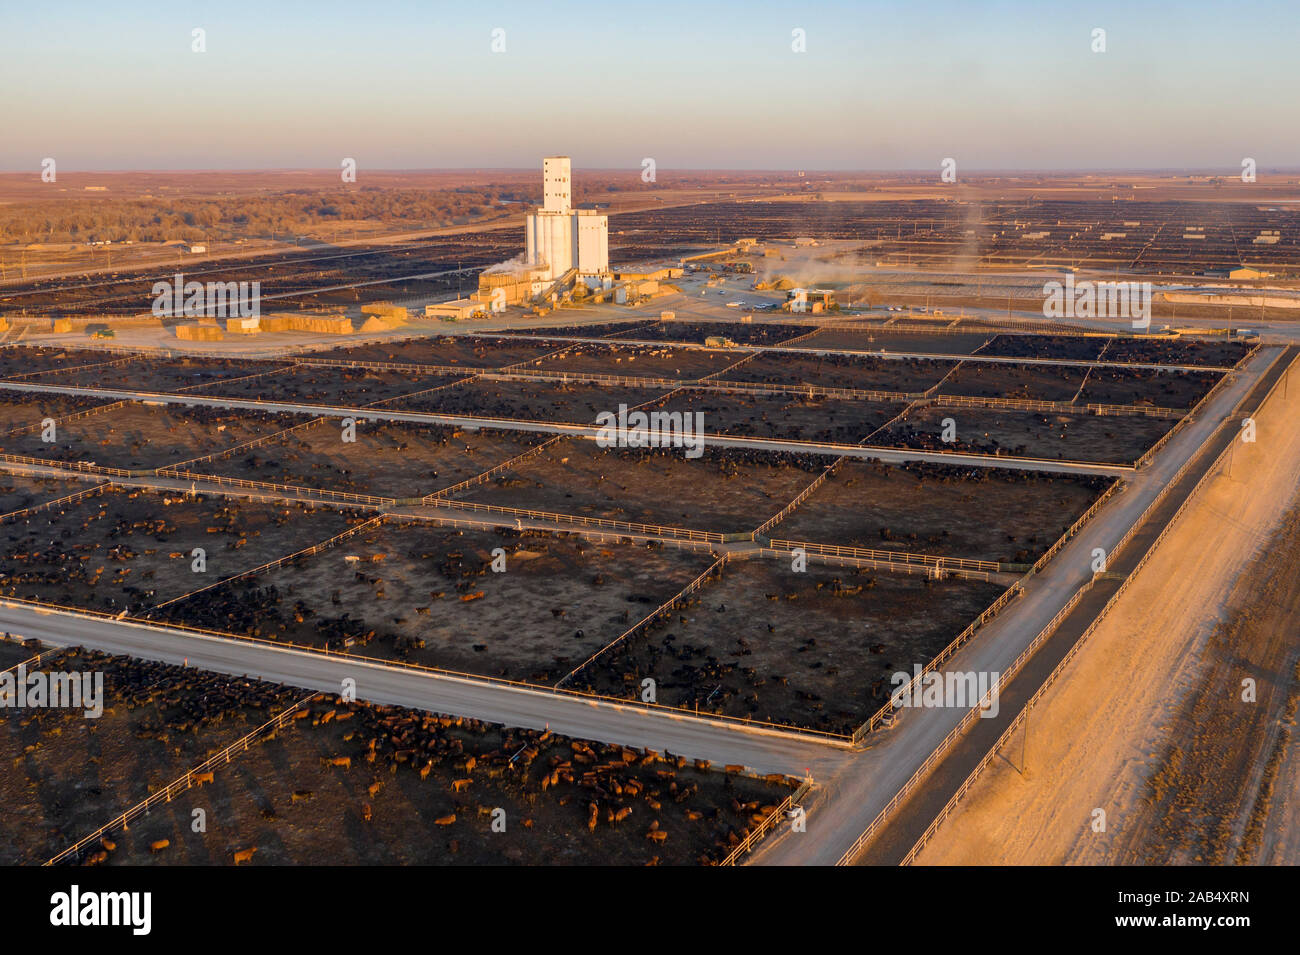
[
  {"xmin": 773, "ymin": 458, "xmax": 1112, "ymax": 565},
  {"xmin": 196, "ymin": 419, "xmax": 542, "ymax": 498},
  {"xmin": 0, "ymin": 401, "xmax": 303, "ymax": 470},
  {"xmin": 156, "ymin": 522, "xmax": 715, "ymax": 684},
  {"xmin": 452, "ymin": 440, "xmax": 833, "ymax": 535},
  {"xmin": 89, "ymin": 696, "xmax": 797, "ymax": 866},
  {"xmin": 574, "ymin": 557, "xmax": 1008, "ymax": 736},
  {"xmin": 0, "ymin": 649, "xmax": 298, "ymax": 865},
  {"xmin": 0, "ymin": 488, "xmax": 362, "ymax": 613}
]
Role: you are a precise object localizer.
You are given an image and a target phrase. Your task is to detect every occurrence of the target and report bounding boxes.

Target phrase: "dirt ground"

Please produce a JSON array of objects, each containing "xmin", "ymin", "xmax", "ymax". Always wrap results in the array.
[
  {"xmin": 915, "ymin": 365, "xmax": 1300, "ymax": 865},
  {"xmin": 453, "ymin": 439, "xmax": 833, "ymax": 535},
  {"xmin": 195, "ymin": 418, "xmax": 542, "ymax": 498},
  {"xmin": 0, "ymin": 393, "xmax": 113, "ymax": 434},
  {"xmin": 939, "ymin": 363, "xmax": 1088, "ymax": 402},
  {"xmin": 203, "ymin": 364, "xmax": 461, "ymax": 407},
  {"xmin": 720, "ymin": 353, "xmax": 951, "ymax": 394},
  {"xmin": 0, "ymin": 638, "xmax": 35, "ymax": 667},
  {"xmin": 773, "ymin": 458, "xmax": 1111, "ymax": 565},
  {"xmin": 649, "ymin": 390, "xmax": 907, "ymax": 444},
  {"xmin": 0, "ymin": 649, "xmax": 298, "ymax": 864},
  {"xmin": 980, "ymin": 335, "xmax": 1109, "ymax": 361},
  {"xmin": 312, "ymin": 337, "xmax": 566, "ymax": 369},
  {"xmin": 0, "ymin": 401, "xmax": 304, "ymax": 470},
  {"xmin": 1101, "ymin": 337, "xmax": 1250, "ymax": 368},
  {"xmin": 38, "ymin": 356, "xmax": 273, "ymax": 392},
  {"xmin": 1077, "ymin": 367, "xmax": 1220, "ymax": 408},
  {"xmin": 158, "ymin": 523, "xmax": 715, "ymax": 684},
  {"xmin": 0, "ymin": 488, "xmax": 361, "ymax": 613},
  {"xmin": 630, "ymin": 321, "xmax": 819, "ymax": 346},
  {"xmin": 879, "ymin": 404, "xmax": 1174, "ymax": 465},
  {"xmin": 0, "ymin": 347, "xmax": 111, "ymax": 377},
  {"xmin": 92, "ymin": 698, "xmax": 796, "ymax": 866},
  {"xmin": 0, "ymin": 472, "xmax": 91, "ymax": 514},
  {"xmin": 575, "ymin": 557, "xmax": 1008, "ymax": 735},
  {"xmin": 403, "ymin": 377, "xmax": 670, "ymax": 424},
  {"xmin": 528, "ymin": 343, "xmax": 747, "ymax": 380},
  {"xmin": 791, "ymin": 329, "xmax": 993, "ymax": 355}
]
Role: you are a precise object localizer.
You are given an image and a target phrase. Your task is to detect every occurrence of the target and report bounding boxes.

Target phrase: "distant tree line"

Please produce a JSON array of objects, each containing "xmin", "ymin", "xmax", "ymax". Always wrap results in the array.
[{"xmin": 0, "ymin": 186, "xmax": 525, "ymax": 245}]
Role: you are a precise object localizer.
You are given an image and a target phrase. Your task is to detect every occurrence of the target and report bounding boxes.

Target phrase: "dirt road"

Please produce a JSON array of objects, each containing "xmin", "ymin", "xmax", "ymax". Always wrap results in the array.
[{"xmin": 915, "ymin": 359, "xmax": 1300, "ymax": 865}]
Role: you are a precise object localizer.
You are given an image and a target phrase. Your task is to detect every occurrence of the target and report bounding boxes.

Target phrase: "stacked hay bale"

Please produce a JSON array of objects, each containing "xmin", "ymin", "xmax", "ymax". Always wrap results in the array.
[{"xmin": 175, "ymin": 323, "xmax": 225, "ymax": 341}]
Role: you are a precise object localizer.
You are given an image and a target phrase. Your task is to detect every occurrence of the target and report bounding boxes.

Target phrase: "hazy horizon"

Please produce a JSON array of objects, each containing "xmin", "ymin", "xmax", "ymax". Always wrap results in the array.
[{"xmin": 3, "ymin": 0, "xmax": 1298, "ymax": 173}]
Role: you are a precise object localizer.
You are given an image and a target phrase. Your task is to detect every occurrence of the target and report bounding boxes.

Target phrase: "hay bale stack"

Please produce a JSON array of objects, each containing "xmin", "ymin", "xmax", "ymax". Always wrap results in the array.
[
  {"xmin": 361, "ymin": 302, "xmax": 407, "ymax": 324},
  {"xmin": 175, "ymin": 323, "xmax": 225, "ymax": 341}
]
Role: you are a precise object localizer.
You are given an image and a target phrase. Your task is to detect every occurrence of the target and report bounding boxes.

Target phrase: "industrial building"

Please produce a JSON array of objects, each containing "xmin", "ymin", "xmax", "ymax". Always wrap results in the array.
[
  {"xmin": 472, "ymin": 157, "xmax": 611, "ymax": 311},
  {"xmin": 525, "ymin": 157, "xmax": 609, "ymax": 282}
]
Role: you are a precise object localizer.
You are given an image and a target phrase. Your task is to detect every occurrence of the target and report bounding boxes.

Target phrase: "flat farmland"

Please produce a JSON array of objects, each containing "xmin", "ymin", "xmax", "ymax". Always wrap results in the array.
[
  {"xmin": 0, "ymin": 488, "xmax": 361, "ymax": 613},
  {"xmin": 647, "ymin": 390, "xmax": 907, "ymax": 444},
  {"xmin": 0, "ymin": 650, "xmax": 297, "ymax": 865},
  {"xmin": 789, "ymin": 329, "xmax": 993, "ymax": 356},
  {"xmin": 574, "ymin": 557, "xmax": 1009, "ymax": 735},
  {"xmin": 773, "ymin": 458, "xmax": 1112, "ymax": 565},
  {"xmin": 203, "ymin": 364, "xmax": 463, "ymax": 407},
  {"xmin": 717, "ymin": 353, "xmax": 951, "ymax": 394},
  {"xmin": 524, "ymin": 343, "xmax": 747, "ymax": 380},
  {"xmin": 877, "ymin": 404, "xmax": 1175, "ymax": 465},
  {"xmin": 311, "ymin": 337, "xmax": 567, "ymax": 369},
  {"xmin": 157, "ymin": 523, "xmax": 715, "ymax": 683},
  {"xmin": 0, "ymin": 401, "xmax": 305, "ymax": 470},
  {"xmin": 451, "ymin": 439, "xmax": 833, "ymax": 535},
  {"xmin": 194, "ymin": 419, "xmax": 543, "ymax": 498},
  {"xmin": 94, "ymin": 699, "xmax": 795, "ymax": 866},
  {"xmin": 400, "ymin": 377, "xmax": 670, "ymax": 424}
]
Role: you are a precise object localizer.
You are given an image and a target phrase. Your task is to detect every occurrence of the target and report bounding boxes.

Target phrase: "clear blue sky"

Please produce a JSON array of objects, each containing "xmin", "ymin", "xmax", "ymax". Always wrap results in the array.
[{"xmin": 2, "ymin": 0, "xmax": 1296, "ymax": 171}]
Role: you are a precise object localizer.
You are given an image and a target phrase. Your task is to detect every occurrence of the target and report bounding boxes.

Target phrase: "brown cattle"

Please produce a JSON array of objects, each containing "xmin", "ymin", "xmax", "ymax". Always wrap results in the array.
[
  {"xmin": 434, "ymin": 814, "xmax": 456, "ymax": 826},
  {"xmin": 451, "ymin": 778, "xmax": 472, "ymax": 793},
  {"xmin": 149, "ymin": 840, "xmax": 170, "ymax": 854},
  {"xmin": 192, "ymin": 771, "xmax": 214, "ymax": 786},
  {"xmin": 232, "ymin": 847, "xmax": 257, "ymax": 866}
]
